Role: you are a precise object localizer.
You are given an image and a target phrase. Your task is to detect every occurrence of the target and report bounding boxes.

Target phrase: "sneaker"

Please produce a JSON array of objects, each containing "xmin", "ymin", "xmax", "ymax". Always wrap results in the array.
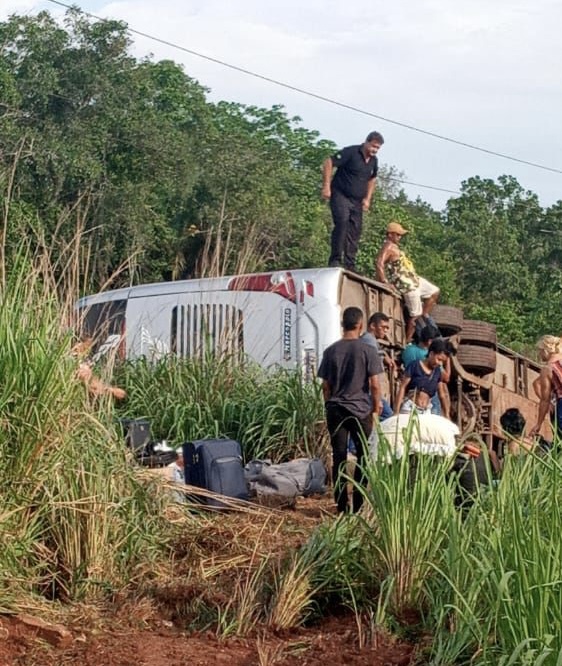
[{"xmin": 153, "ymin": 440, "xmax": 174, "ymax": 453}]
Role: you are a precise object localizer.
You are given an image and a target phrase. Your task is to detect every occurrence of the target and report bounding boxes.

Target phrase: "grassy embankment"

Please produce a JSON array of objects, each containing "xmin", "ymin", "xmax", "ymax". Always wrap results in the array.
[
  {"xmin": 1, "ymin": 243, "xmax": 561, "ymax": 665},
  {"xmin": 117, "ymin": 347, "xmax": 562, "ymax": 664}
]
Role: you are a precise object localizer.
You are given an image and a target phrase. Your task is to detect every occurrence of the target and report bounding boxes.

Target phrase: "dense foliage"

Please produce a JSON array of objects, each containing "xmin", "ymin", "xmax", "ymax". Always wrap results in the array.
[
  {"xmin": 0, "ymin": 249, "xmax": 169, "ymax": 604},
  {"xmin": 114, "ymin": 355, "xmax": 325, "ymax": 461},
  {"xmin": 1, "ymin": 9, "xmax": 561, "ymax": 345}
]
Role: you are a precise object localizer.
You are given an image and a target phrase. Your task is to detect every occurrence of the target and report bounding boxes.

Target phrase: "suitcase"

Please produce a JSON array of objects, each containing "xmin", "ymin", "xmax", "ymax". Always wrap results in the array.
[
  {"xmin": 182, "ymin": 439, "xmax": 249, "ymax": 507},
  {"xmin": 119, "ymin": 418, "xmax": 151, "ymax": 455},
  {"xmin": 119, "ymin": 418, "xmax": 178, "ymax": 467}
]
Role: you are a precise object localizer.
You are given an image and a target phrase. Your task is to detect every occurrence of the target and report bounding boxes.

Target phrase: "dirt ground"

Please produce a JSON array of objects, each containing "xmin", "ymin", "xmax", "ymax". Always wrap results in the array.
[
  {"xmin": 0, "ymin": 496, "xmax": 418, "ymax": 666},
  {"xmin": 0, "ymin": 613, "xmax": 416, "ymax": 666}
]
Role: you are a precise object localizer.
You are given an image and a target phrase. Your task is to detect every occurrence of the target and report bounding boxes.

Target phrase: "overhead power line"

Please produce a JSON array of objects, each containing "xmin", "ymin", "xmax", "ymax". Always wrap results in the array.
[
  {"xmin": 384, "ymin": 177, "xmax": 460, "ymax": 195},
  {"xmin": 44, "ymin": 0, "xmax": 562, "ymax": 176}
]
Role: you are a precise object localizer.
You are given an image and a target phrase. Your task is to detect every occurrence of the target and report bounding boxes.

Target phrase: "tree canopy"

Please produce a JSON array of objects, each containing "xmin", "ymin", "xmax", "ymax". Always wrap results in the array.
[{"xmin": 1, "ymin": 9, "xmax": 560, "ymax": 347}]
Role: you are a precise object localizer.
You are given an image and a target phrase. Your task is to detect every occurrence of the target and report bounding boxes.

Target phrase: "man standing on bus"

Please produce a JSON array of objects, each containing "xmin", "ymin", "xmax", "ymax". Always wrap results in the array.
[
  {"xmin": 322, "ymin": 131, "xmax": 384, "ymax": 271},
  {"xmin": 318, "ymin": 307, "xmax": 383, "ymax": 513}
]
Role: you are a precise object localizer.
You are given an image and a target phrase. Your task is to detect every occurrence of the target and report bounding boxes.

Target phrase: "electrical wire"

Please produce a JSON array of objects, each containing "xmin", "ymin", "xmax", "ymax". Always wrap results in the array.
[
  {"xmin": 44, "ymin": 0, "xmax": 562, "ymax": 176},
  {"xmin": 384, "ymin": 178, "xmax": 460, "ymax": 195}
]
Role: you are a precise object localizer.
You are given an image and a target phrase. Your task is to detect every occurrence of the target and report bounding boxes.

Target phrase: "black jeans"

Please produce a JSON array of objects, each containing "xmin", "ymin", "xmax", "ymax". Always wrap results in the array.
[
  {"xmin": 328, "ymin": 190, "xmax": 363, "ymax": 270},
  {"xmin": 326, "ymin": 404, "xmax": 373, "ymax": 513}
]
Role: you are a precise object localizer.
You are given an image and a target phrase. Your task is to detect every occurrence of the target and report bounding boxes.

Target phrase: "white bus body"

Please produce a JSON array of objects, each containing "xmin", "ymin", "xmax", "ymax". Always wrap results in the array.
[
  {"xmin": 77, "ymin": 267, "xmax": 550, "ymax": 443},
  {"xmin": 77, "ymin": 268, "xmax": 406, "ymax": 374}
]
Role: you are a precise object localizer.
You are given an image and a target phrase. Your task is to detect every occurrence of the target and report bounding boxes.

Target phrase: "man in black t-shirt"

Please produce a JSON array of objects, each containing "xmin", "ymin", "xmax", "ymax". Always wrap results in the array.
[
  {"xmin": 322, "ymin": 131, "xmax": 384, "ymax": 271},
  {"xmin": 318, "ymin": 307, "xmax": 383, "ymax": 513}
]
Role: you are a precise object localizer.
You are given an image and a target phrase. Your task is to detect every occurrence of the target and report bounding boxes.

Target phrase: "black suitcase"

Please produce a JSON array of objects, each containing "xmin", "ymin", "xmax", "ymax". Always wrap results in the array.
[
  {"xmin": 120, "ymin": 418, "xmax": 151, "ymax": 455},
  {"xmin": 182, "ymin": 439, "xmax": 249, "ymax": 507},
  {"xmin": 119, "ymin": 418, "xmax": 177, "ymax": 467}
]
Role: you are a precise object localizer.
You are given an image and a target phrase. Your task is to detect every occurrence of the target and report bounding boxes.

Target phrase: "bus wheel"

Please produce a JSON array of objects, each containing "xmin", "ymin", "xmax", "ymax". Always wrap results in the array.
[
  {"xmin": 431, "ymin": 305, "xmax": 464, "ymax": 336},
  {"xmin": 460, "ymin": 320, "xmax": 497, "ymax": 347},
  {"xmin": 457, "ymin": 345, "xmax": 497, "ymax": 375}
]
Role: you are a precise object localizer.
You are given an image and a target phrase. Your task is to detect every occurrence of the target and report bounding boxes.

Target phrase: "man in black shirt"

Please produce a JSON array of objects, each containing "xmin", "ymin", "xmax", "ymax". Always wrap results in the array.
[
  {"xmin": 322, "ymin": 131, "xmax": 384, "ymax": 271},
  {"xmin": 318, "ymin": 306, "xmax": 383, "ymax": 513}
]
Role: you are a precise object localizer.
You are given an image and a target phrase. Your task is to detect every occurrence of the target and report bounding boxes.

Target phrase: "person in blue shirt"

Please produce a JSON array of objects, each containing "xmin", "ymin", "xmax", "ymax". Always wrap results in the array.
[
  {"xmin": 401, "ymin": 323, "xmax": 440, "ymax": 367},
  {"xmin": 401, "ymin": 325, "xmax": 451, "ymax": 416},
  {"xmin": 395, "ymin": 338, "xmax": 451, "ymax": 419}
]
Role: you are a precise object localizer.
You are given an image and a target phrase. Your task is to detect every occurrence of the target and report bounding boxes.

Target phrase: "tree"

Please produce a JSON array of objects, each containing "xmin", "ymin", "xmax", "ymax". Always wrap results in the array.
[
  {"xmin": 177, "ymin": 102, "xmax": 335, "ymax": 275},
  {"xmin": 443, "ymin": 175, "xmax": 544, "ymax": 341},
  {"xmin": 1, "ymin": 11, "xmax": 212, "ymax": 287}
]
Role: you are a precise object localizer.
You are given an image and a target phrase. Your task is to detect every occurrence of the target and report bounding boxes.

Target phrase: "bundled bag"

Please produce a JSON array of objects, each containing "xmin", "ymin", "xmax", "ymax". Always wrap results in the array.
[
  {"xmin": 245, "ymin": 458, "xmax": 327, "ymax": 506},
  {"xmin": 370, "ymin": 413, "xmax": 460, "ymax": 461}
]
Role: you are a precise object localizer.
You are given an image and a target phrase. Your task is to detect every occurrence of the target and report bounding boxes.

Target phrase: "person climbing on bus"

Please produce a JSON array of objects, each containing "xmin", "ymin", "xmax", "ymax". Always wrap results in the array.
[
  {"xmin": 394, "ymin": 338, "xmax": 451, "ymax": 419},
  {"xmin": 375, "ymin": 221, "xmax": 440, "ymax": 342},
  {"xmin": 529, "ymin": 335, "xmax": 562, "ymax": 440},
  {"xmin": 401, "ymin": 323, "xmax": 441, "ymax": 367},
  {"xmin": 400, "ymin": 324, "xmax": 453, "ymax": 416}
]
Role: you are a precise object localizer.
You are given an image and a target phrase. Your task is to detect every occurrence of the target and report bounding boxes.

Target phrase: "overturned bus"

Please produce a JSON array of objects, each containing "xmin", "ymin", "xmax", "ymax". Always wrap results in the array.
[{"xmin": 77, "ymin": 267, "xmax": 549, "ymax": 445}]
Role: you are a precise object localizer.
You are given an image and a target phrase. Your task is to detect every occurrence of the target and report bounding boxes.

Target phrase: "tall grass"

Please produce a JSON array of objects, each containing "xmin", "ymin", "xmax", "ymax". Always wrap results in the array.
[
  {"xmin": 296, "ymin": 426, "xmax": 562, "ymax": 664},
  {"xmin": 0, "ymin": 248, "xmax": 170, "ymax": 605},
  {"xmin": 114, "ymin": 354, "xmax": 325, "ymax": 461},
  {"xmin": 358, "ymin": 443, "xmax": 459, "ymax": 617},
  {"xmin": 427, "ymin": 452, "xmax": 562, "ymax": 665}
]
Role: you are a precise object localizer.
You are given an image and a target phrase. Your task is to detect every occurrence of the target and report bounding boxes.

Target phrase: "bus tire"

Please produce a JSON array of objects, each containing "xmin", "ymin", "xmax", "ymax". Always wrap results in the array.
[
  {"xmin": 457, "ymin": 345, "xmax": 497, "ymax": 375},
  {"xmin": 460, "ymin": 320, "xmax": 497, "ymax": 347},
  {"xmin": 431, "ymin": 305, "xmax": 464, "ymax": 335}
]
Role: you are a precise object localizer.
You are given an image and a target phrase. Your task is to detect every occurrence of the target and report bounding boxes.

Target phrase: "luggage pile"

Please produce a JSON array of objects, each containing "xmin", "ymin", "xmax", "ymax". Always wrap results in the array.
[
  {"xmin": 244, "ymin": 458, "xmax": 327, "ymax": 508},
  {"xmin": 119, "ymin": 418, "xmax": 177, "ymax": 467},
  {"xmin": 120, "ymin": 419, "xmax": 327, "ymax": 509},
  {"xmin": 120, "ymin": 418, "xmax": 328, "ymax": 508}
]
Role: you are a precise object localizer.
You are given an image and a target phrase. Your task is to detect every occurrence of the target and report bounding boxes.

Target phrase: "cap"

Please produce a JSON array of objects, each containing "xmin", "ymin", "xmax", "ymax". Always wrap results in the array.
[{"xmin": 386, "ymin": 221, "xmax": 408, "ymax": 235}]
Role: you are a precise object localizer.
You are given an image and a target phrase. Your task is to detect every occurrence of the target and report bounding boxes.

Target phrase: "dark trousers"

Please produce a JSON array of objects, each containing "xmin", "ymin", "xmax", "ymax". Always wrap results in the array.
[
  {"xmin": 328, "ymin": 190, "xmax": 363, "ymax": 270},
  {"xmin": 326, "ymin": 404, "xmax": 373, "ymax": 513}
]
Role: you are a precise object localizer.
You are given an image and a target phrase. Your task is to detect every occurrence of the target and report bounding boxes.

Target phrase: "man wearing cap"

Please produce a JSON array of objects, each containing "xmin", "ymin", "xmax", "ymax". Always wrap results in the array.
[
  {"xmin": 375, "ymin": 221, "xmax": 440, "ymax": 342},
  {"xmin": 322, "ymin": 131, "xmax": 384, "ymax": 271}
]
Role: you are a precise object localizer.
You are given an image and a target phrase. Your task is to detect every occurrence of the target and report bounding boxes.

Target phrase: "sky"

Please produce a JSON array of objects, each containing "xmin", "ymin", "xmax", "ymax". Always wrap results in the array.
[{"xmin": 2, "ymin": 0, "xmax": 561, "ymax": 211}]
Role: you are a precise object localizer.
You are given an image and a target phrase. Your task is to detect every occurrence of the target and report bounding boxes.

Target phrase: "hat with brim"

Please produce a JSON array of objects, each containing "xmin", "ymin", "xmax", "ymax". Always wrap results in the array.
[{"xmin": 386, "ymin": 221, "xmax": 408, "ymax": 235}]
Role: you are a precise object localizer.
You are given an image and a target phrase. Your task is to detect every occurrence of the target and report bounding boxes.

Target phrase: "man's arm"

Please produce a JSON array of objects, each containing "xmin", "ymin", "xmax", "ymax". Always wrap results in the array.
[
  {"xmin": 529, "ymin": 366, "xmax": 552, "ymax": 435},
  {"xmin": 440, "ymin": 357, "xmax": 451, "ymax": 383},
  {"xmin": 322, "ymin": 379, "xmax": 331, "ymax": 402},
  {"xmin": 532, "ymin": 375, "xmax": 545, "ymax": 400},
  {"xmin": 383, "ymin": 351, "xmax": 396, "ymax": 372},
  {"xmin": 369, "ymin": 374, "xmax": 383, "ymax": 416},
  {"xmin": 394, "ymin": 375, "xmax": 411, "ymax": 415},
  {"xmin": 437, "ymin": 382, "xmax": 450, "ymax": 419},
  {"xmin": 78, "ymin": 362, "xmax": 127, "ymax": 400},
  {"xmin": 362, "ymin": 177, "xmax": 377, "ymax": 212},
  {"xmin": 321, "ymin": 158, "xmax": 333, "ymax": 200},
  {"xmin": 375, "ymin": 242, "xmax": 392, "ymax": 283}
]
